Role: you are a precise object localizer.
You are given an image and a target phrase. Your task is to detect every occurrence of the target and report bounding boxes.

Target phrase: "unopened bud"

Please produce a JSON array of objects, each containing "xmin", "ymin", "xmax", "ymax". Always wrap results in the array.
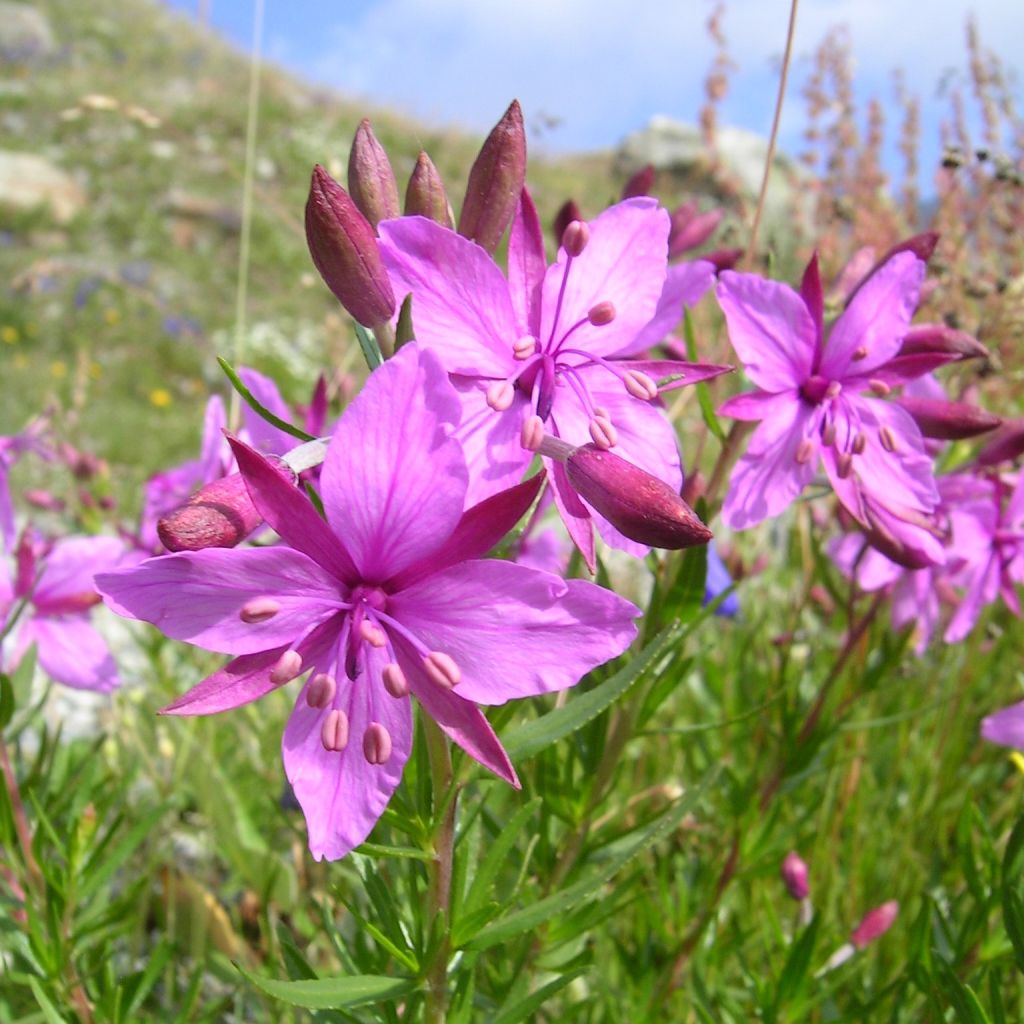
[
  {"xmin": 404, "ymin": 151, "xmax": 454, "ymax": 227},
  {"xmin": 976, "ymin": 417, "xmax": 1024, "ymax": 466},
  {"xmin": 702, "ymin": 247, "xmax": 744, "ymax": 273},
  {"xmin": 850, "ymin": 901, "xmax": 898, "ymax": 948},
  {"xmin": 895, "ymin": 397, "xmax": 1001, "ymax": 440},
  {"xmin": 566, "ymin": 444, "xmax": 712, "ymax": 549},
  {"xmin": 781, "ymin": 851, "xmax": 810, "ymax": 901},
  {"xmin": 897, "ymin": 323, "xmax": 989, "ymax": 362},
  {"xmin": 457, "ymin": 99, "xmax": 527, "ymax": 254},
  {"xmin": 621, "ymin": 163, "xmax": 654, "ymax": 199},
  {"xmin": 553, "ymin": 199, "xmax": 583, "ymax": 248},
  {"xmin": 305, "ymin": 165, "xmax": 396, "ymax": 328},
  {"xmin": 347, "ymin": 119, "xmax": 400, "ymax": 229},
  {"xmin": 846, "ymin": 232, "xmax": 938, "ymax": 306},
  {"xmin": 668, "ymin": 201, "xmax": 723, "ymax": 257}
]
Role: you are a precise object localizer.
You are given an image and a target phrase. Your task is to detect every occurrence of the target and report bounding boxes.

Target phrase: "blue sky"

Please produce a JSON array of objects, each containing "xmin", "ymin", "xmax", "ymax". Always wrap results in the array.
[{"xmin": 166, "ymin": 0, "xmax": 1021, "ymax": 189}]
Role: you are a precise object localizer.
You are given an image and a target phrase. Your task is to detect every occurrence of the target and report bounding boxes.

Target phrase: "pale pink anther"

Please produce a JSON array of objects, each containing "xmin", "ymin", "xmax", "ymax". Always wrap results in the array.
[
  {"xmin": 359, "ymin": 619, "xmax": 388, "ymax": 648},
  {"xmin": 382, "ymin": 663, "xmax": 409, "ymax": 699},
  {"xmin": 486, "ymin": 380, "xmax": 515, "ymax": 411},
  {"xmin": 512, "ymin": 334, "xmax": 536, "ymax": 360},
  {"xmin": 363, "ymin": 722, "xmax": 393, "ymax": 764},
  {"xmin": 589, "ymin": 416, "xmax": 618, "ymax": 450},
  {"xmin": 623, "ymin": 369, "xmax": 659, "ymax": 401},
  {"xmin": 821, "ymin": 422, "xmax": 837, "ymax": 447},
  {"xmin": 795, "ymin": 438, "xmax": 814, "ymax": 464},
  {"xmin": 521, "ymin": 414, "xmax": 545, "ymax": 451},
  {"xmin": 593, "ymin": 405, "xmax": 610, "ymax": 419},
  {"xmin": 562, "ymin": 219, "xmax": 589, "ymax": 257},
  {"xmin": 321, "ymin": 708, "xmax": 349, "ymax": 752},
  {"xmin": 587, "ymin": 301, "xmax": 616, "ymax": 326},
  {"xmin": 852, "ymin": 345, "xmax": 869, "ymax": 361},
  {"xmin": 423, "ymin": 650, "xmax": 461, "ymax": 689},
  {"xmin": 879, "ymin": 426, "xmax": 898, "ymax": 453},
  {"xmin": 868, "ymin": 378, "xmax": 891, "ymax": 397},
  {"xmin": 825, "ymin": 381, "xmax": 842, "ymax": 400},
  {"xmin": 306, "ymin": 672, "xmax": 337, "ymax": 709},
  {"xmin": 852, "ymin": 432, "xmax": 867, "ymax": 455},
  {"xmin": 239, "ymin": 596, "xmax": 281, "ymax": 623},
  {"xmin": 270, "ymin": 649, "xmax": 303, "ymax": 685},
  {"xmin": 837, "ymin": 452, "xmax": 853, "ymax": 478}
]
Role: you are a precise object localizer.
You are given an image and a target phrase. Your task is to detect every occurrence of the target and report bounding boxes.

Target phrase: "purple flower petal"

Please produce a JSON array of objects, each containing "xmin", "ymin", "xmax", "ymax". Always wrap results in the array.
[
  {"xmin": 722, "ymin": 402, "xmax": 819, "ymax": 529},
  {"xmin": 19, "ymin": 616, "xmax": 118, "ymax": 692},
  {"xmin": 717, "ymin": 272, "xmax": 817, "ymax": 393},
  {"xmin": 162, "ymin": 646, "xmax": 290, "ymax": 715},
  {"xmin": 238, "ymin": 367, "xmax": 295, "ymax": 456},
  {"xmin": 96, "ymin": 548, "xmax": 343, "ymax": 655},
  {"xmin": 615, "ymin": 359, "xmax": 732, "ymax": 393},
  {"xmin": 618, "ymin": 260, "xmax": 716, "ymax": 357},
  {"xmin": 822, "ymin": 252, "xmax": 923, "ymax": 379},
  {"xmin": 547, "ymin": 460, "xmax": 595, "ymax": 573},
  {"xmin": 718, "ymin": 389, "xmax": 795, "ymax": 421},
  {"xmin": 981, "ymin": 700, "xmax": 1024, "ymax": 750},
  {"xmin": 540, "ymin": 199, "xmax": 668, "ymax": 360},
  {"xmin": 319, "ymin": 345, "xmax": 468, "ymax": 581},
  {"xmin": 283, "ymin": 643, "xmax": 412, "ymax": 861},
  {"xmin": 389, "ymin": 560, "xmax": 639, "ymax": 705},
  {"xmin": 378, "ymin": 217, "xmax": 519, "ymax": 376},
  {"xmin": 34, "ymin": 536, "xmax": 126, "ymax": 606}
]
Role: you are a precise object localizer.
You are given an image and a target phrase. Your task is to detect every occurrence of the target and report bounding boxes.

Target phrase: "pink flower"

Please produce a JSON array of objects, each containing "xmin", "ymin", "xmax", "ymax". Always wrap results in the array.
[
  {"xmin": 1, "ymin": 531, "xmax": 124, "ymax": 691},
  {"xmin": 97, "ymin": 346, "xmax": 639, "ymax": 860},
  {"xmin": 378, "ymin": 195, "xmax": 726, "ymax": 569},
  {"xmin": 717, "ymin": 252, "xmax": 940, "ymax": 541}
]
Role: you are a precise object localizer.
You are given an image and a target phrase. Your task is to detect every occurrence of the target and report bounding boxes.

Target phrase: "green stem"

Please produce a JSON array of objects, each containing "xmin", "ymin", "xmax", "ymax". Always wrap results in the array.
[{"xmin": 423, "ymin": 717, "xmax": 457, "ymax": 1024}]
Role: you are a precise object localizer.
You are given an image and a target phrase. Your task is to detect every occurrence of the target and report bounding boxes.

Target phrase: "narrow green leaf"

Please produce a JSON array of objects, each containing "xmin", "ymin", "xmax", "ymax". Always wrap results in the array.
[
  {"xmin": 491, "ymin": 968, "xmax": 588, "ymax": 1024},
  {"xmin": 684, "ymin": 308, "xmax": 725, "ymax": 441},
  {"xmin": 1002, "ymin": 815, "xmax": 1024, "ymax": 884},
  {"xmin": 237, "ymin": 968, "xmax": 416, "ymax": 1010},
  {"xmin": 0, "ymin": 672, "xmax": 13, "ymax": 729},
  {"xmin": 353, "ymin": 322, "xmax": 384, "ymax": 371},
  {"xmin": 462, "ymin": 799, "xmax": 541, "ymax": 917},
  {"xmin": 395, "ymin": 292, "xmax": 415, "ymax": 349},
  {"xmin": 28, "ymin": 976, "xmax": 69, "ymax": 1024},
  {"xmin": 79, "ymin": 804, "xmax": 168, "ymax": 901},
  {"xmin": 216, "ymin": 357, "xmax": 315, "ymax": 442},
  {"xmin": 462, "ymin": 770, "xmax": 714, "ymax": 951},
  {"xmin": 502, "ymin": 624, "xmax": 682, "ymax": 760},
  {"xmin": 1001, "ymin": 887, "xmax": 1024, "ymax": 974},
  {"xmin": 934, "ymin": 957, "xmax": 991, "ymax": 1024},
  {"xmin": 773, "ymin": 915, "xmax": 819, "ymax": 1012},
  {"xmin": 355, "ymin": 842, "xmax": 433, "ymax": 862}
]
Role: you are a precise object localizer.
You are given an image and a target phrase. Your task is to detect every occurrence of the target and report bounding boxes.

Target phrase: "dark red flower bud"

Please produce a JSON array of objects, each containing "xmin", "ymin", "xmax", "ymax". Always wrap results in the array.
[
  {"xmin": 702, "ymin": 247, "xmax": 744, "ymax": 273},
  {"xmin": 553, "ymin": 199, "xmax": 583, "ymax": 248},
  {"xmin": 305, "ymin": 165, "xmax": 396, "ymax": 328},
  {"xmin": 565, "ymin": 444, "xmax": 712, "ymax": 549},
  {"xmin": 404, "ymin": 151, "xmax": 454, "ymax": 227},
  {"xmin": 457, "ymin": 99, "xmax": 527, "ymax": 254},
  {"xmin": 157, "ymin": 461, "xmax": 296, "ymax": 552},
  {"xmin": 897, "ymin": 323, "xmax": 989, "ymax": 361},
  {"xmin": 895, "ymin": 396, "xmax": 1001, "ymax": 440},
  {"xmin": 845, "ymin": 233, "xmax": 938, "ymax": 306},
  {"xmin": 668, "ymin": 201, "xmax": 723, "ymax": 257},
  {"xmin": 976, "ymin": 417, "xmax": 1024, "ymax": 466},
  {"xmin": 621, "ymin": 163, "xmax": 655, "ymax": 199},
  {"xmin": 348, "ymin": 119, "xmax": 400, "ymax": 230}
]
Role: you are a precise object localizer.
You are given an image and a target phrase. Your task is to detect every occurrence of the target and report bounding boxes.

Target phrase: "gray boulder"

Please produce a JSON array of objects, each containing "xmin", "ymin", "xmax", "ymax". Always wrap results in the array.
[{"xmin": 0, "ymin": 150, "xmax": 86, "ymax": 224}]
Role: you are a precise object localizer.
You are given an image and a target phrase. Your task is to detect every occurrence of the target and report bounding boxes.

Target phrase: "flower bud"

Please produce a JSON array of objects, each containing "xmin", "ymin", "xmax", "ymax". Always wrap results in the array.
[
  {"xmin": 553, "ymin": 199, "xmax": 583, "ymax": 248},
  {"xmin": 850, "ymin": 901, "xmax": 898, "ymax": 948},
  {"xmin": 157, "ymin": 459, "xmax": 297, "ymax": 552},
  {"xmin": 781, "ymin": 852, "xmax": 810, "ymax": 901},
  {"xmin": 668, "ymin": 201, "xmax": 723, "ymax": 257},
  {"xmin": 404, "ymin": 151, "xmax": 454, "ymax": 227},
  {"xmin": 457, "ymin": 99, "xmax": 526, "ymax": 254},
  {"xmin": 845, "ymin": 232, "xmax": 938, "ymax": 306},
  {"xmin": 897, "ymin": 323, "xmax": 989, "ymax": 361},
  {"xmin": 305, "ymin": 165, "xmax": 396, "ymax": 328},
  {"xmin": 621, "ymin": 163, "xmax": 654, "ymax": 199},
  {"xmin": 347, "ymin": 119, "xmax": 400, "ymax": 230},
  {"xmin": 860, "ymin": 496, "xmax": 945, "ymax": 570},
  {"xmin": 894, "ymin": 396, "xmax": 1001, "ymax": 440},
  {"xmin": 702, "ymin": 247, "xmax": 744, "ymax": 274},
  {"xmin": 565, "ymin": 444, "xmax": 712, "ymax": 549},
  {"xmin": 976, "ymin": 417, "xmax": 1024, "ymax": 467}
]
